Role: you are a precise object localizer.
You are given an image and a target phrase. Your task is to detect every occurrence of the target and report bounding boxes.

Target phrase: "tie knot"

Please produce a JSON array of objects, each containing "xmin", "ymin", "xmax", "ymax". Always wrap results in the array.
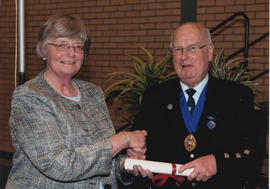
[{"xmin": 186, "ymin": 88, "xmax": 196, "ymax": 97}]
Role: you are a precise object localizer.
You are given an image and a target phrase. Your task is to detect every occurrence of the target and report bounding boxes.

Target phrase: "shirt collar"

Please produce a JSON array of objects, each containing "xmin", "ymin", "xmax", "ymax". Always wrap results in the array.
[{"xmin": 180, "ymin": 74, "xmax": 209, "ymax": 94}]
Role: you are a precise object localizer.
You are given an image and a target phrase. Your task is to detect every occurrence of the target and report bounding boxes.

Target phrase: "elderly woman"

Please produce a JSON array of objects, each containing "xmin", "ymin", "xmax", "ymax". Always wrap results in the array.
[{"xmin": 6, "ymin": 14, "xmax": 150, "ymax": 189}]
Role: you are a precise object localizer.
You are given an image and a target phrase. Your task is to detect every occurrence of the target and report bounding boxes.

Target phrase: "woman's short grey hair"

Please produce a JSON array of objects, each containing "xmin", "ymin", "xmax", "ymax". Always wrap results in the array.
[
  {"xmin": 169, "ymin": 25, "xmax": 212, "ymax": 49},
  {"xmin": 36, "ymin": 14, "xmax": 90, "ymax": 58}
]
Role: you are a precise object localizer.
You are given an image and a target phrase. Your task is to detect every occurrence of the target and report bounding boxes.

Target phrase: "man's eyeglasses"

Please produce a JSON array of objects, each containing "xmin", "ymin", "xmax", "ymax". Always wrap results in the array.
[
  {"xmin": 172, "ymin": 43, "xmax": 209, "ymax": 55},
  {"xmin": 48, "ymin": 43, "xmax": 84, "ymax": 54}
]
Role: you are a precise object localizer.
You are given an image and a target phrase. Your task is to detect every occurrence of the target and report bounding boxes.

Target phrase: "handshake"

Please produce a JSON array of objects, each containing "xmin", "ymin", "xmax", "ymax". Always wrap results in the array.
[{"xmin": 112, "ymin": 130, "xmax": 152, "ymax": 179}]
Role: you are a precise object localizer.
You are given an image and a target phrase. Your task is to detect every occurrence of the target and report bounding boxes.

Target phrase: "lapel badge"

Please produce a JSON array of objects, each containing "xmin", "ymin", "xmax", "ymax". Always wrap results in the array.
[
  {"xmin": 207, "ymin": 116, "xmax": 216, "ymax": 129},
  {"xmin": 167, "ymin": 104, "xmax": 173, "ymax": 110}
]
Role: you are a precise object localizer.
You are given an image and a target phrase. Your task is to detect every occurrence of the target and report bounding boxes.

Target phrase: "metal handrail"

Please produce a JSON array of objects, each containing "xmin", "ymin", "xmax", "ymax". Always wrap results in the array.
[
  {"xmin": 210, "ymin": 12, "xmax": 269, "ymax": 80},
  {"xmin": 251, "ymin": 69, "xmax": 269, "ymax": 81},
  {"xmin": 241, "ymin": 32, "xmax": 269, "ymax": 81},
  {"xmin": 225, "ymin": 32, "xmax": 269, "ymax": 63},
  {"xmin": 210, "ymin": 12, "xmax": 249, "ymax": 67}
]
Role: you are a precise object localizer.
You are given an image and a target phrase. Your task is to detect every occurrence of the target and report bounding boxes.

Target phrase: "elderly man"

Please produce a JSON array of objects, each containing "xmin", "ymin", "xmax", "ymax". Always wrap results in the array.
[{"xmin": 133, "ymin": 22, "xmax": 256, "ymax": 189}]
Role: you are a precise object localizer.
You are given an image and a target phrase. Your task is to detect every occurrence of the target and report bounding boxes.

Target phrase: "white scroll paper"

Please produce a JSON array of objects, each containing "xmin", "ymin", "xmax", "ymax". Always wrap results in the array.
[{"xmin": 124, "ymin": 158, "xmax": 194, "ymax": 176}]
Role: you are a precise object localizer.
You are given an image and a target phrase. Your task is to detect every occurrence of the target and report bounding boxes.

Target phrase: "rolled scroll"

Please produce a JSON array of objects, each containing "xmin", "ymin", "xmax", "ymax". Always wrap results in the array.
[{"xmin": 124, "ymin": 158, "xmax": 193, "ymax": 176}]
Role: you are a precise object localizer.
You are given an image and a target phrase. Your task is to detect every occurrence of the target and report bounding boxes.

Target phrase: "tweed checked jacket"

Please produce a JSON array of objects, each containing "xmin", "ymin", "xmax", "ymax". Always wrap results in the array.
[{"xmin": 6, "ymin": 72, "xmax": 128, "ymax": 189}]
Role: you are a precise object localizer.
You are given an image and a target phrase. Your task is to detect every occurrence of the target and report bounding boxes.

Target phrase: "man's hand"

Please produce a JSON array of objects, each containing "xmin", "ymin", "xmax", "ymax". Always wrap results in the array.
[
  {"xmin": 120, "ymin": 158, "xmax": 153, "ymax": 179},
  {"xmin": 126, "ymin": 148, "xmax": 146, "ymax": 160},
  {"xmin": 126, "ymin": 165, "xmax": 153, "ymax": 179},
  {"xmin": 178, "ymin": 154, "xmax": 217, "ymax": 182}
]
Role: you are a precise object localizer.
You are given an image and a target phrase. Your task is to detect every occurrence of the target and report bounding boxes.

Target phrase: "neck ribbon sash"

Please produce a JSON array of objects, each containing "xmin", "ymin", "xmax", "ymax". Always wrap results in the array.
[{"xmin": 179, "ymin": 84, "xmax": 208, "ymax": 133}]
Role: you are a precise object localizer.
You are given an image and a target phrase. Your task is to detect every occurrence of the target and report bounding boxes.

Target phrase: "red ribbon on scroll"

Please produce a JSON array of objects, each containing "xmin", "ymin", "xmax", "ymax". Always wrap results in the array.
[{"xmin": 152, "ymin": 163, "xmax": 185, "ymax": 186}]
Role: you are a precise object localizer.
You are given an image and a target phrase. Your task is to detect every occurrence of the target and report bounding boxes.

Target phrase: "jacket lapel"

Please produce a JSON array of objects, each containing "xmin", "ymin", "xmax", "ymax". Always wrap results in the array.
[
  {"xmin": 165, "ymin": 79, "xmax": 190, "ymax": 139},
  {"xmin": 196, "ymin": 77, "xmax": 220, "ymax": 142}
]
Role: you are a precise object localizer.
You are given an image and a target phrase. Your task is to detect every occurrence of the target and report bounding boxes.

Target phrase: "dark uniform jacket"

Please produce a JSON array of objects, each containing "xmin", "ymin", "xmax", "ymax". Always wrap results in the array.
[{"xmin": 133, "ymin": 76, "xmax": 256, "ymax": 189}]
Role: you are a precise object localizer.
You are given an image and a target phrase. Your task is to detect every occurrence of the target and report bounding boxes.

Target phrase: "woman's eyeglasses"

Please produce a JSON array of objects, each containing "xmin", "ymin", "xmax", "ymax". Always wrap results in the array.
[{"xmin": 48, "ymin": 43, "xmax": 84, "ymax": 54}]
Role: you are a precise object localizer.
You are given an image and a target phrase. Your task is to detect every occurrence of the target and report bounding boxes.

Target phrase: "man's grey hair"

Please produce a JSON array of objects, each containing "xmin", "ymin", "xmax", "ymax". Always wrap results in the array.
[{"xmin": 169, "ymin": 26, "xmax": 212, "ymax": 49}]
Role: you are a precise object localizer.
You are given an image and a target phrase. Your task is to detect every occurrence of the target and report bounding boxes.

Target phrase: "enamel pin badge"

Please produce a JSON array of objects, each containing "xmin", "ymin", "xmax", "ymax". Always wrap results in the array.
[
  {"xmin": 207, "ymin": 116, "xmax": 216, "ymax": 129},
  {"xmin": 167, "ymin": 104, "xmax": 173, "ymax": 110}
]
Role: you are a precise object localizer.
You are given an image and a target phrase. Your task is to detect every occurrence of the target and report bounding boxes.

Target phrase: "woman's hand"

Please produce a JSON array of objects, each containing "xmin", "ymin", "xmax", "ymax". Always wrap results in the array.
[
  {"xmin": 109, "ymin": 130, "xmax": 147, "ymax": 157},
  {"xmin": 126, "ymin": 130, "xmax": 147, "ymax": 149},
  {"xmin": 125, "ymin": 130, "xmax": 147, "ymax": 158}
]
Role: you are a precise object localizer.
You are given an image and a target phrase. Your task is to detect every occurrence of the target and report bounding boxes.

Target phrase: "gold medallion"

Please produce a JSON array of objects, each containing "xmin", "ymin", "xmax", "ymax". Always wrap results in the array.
[{"xmin": 184, "ymin": 133, "xmax": 197, "ymax": 152}]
